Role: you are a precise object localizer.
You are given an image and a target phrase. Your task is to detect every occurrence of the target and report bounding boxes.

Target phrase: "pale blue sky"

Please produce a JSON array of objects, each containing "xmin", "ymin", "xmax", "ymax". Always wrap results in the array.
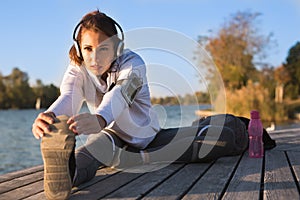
[{"xmin": 0, "ymin": 0, "xmax": 299, "ymax": 96}]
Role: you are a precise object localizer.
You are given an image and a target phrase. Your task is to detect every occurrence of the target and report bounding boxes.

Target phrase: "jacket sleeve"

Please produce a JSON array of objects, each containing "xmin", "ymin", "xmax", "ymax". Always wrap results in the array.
[{"xmin": 47, "ymin": 64, "xmax": 85, "ymax": 117}]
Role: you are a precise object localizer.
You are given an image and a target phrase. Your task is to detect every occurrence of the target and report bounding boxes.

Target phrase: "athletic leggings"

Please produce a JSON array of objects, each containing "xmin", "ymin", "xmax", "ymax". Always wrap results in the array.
[{"xmin": 72, "ymin": 125, "xmax": 214, "ymax": 186}]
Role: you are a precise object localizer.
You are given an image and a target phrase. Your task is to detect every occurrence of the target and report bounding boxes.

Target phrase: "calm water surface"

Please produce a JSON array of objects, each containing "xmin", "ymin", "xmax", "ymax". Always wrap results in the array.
[
  {"xmin": 0, "ymin": 109, "xmax": 44, "ymax": 174},
  {"xmin": 0, "ymin": 105, "xmax": 206, "ymax": 175}
]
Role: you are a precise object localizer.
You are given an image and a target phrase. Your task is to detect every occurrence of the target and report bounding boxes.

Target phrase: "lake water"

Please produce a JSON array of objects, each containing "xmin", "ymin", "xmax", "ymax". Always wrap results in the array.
[{"xmin": 0, "ymin": 105, "xmax": 207, "ymax": 175}]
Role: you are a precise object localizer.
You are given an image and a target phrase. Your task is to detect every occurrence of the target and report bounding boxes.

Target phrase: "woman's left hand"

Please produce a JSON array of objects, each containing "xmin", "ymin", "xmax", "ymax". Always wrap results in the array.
[{"xmin": 67, "ymin": 113, "xmax": 105, "ymax": 135}]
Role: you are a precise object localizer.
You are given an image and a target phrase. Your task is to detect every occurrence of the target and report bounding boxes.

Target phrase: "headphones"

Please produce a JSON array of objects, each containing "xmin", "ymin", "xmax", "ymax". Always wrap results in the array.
[{"xmin": 72, "ymin": 13, "xmax": 125, "ymax": 60}]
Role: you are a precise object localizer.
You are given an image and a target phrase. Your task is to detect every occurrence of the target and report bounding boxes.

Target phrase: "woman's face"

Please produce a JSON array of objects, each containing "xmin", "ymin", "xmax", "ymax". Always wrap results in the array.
[{"xmin": 81, "ymin": 29, "xmax": 115, "ymax": 76}]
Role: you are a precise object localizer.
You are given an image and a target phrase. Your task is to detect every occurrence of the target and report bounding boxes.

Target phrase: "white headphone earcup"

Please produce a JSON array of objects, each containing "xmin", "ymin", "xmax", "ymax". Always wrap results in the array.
[
  {"xmin": 74, "ymin": 41, "xmax": 81, "ymax": 58},
  {"xmin": 116, "ymin": 41, "xmax": 124, "ymax": 57}
]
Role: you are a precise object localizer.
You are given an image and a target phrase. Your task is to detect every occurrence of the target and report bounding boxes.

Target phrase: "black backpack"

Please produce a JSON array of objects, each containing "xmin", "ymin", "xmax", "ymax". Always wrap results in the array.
[
  {"xmin": 188, "ymin": 114, "xmax": 249, "ymax": 162},
  {"xmin": 187, "ymin": 114, "xmax": 276, "ymax": 162}
]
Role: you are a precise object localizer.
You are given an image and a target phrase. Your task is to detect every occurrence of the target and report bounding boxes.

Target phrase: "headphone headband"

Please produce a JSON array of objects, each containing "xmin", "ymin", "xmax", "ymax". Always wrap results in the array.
[{"xmin": 73, "ymin": 13, "xmax": 124, "ymax": 60}]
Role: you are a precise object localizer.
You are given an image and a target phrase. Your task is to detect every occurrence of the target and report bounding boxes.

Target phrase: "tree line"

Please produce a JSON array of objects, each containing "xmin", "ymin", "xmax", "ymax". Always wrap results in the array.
[
  {"xmin": 196, "ymin": 10, "xmax": 300, "ymax": 121},
  {"xmin": 151, "ymin": 92, "xmax": 210, "ymax": 105},
  {"xmin": 0, "ymin": 67, "xmax": 210, "ymax": 109},
  {"xmin": 0, "ymin": 68, "xmax": 59, "ymax": 109}
]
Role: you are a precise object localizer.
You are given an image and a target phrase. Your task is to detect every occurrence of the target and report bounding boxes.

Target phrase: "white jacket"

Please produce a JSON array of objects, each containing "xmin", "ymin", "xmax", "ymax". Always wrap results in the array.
[{"xmin": 47, "ymin": 49, "xmax": 161, "ymax": 149}]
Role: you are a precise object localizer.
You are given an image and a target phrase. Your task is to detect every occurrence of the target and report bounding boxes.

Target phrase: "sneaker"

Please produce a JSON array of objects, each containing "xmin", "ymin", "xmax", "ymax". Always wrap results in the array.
[{"xmin": 41, "ymin": 115, "xmax": 75, "ymax": 200}]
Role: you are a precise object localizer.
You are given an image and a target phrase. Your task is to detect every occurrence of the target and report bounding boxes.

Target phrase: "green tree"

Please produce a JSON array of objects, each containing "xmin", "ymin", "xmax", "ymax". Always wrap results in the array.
[
  {"xmin": 284, "ymin": 41, "xmax": 300, "ymax": 99},
  {"xmin": 41, "ymin": 84, "xmax": 60, "ymax": 108},
  {"xmin": 33, "ymin": 79, "xmax": 44, "ymax": 97},
  {"xmin": 32, "ymin": 79, "xmax": 60, "ymax": 108},
  {"xmin": 259, "ymin": 66, "xmax": 276, "ymax": 99},
  {"xmin": 0, "ymin": 73, "xmax": 7, "ymax": 109},
  {"xmin": 274, "ymin": 65, "xmax": 290, "ymax": 102},
  {"xmin": 0, "ymin": 68, "xmax": 60, "ymax": 109},
  {"xmin": 4, "ymin": 68, "xmax": 35, "ymax": 108}
]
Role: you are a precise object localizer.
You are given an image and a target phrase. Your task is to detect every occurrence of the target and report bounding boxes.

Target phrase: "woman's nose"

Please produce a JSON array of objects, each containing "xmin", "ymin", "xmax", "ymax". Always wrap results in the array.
[{"xmin": 90, "ymin": 50, "xmax": 101, "ymax": 65}]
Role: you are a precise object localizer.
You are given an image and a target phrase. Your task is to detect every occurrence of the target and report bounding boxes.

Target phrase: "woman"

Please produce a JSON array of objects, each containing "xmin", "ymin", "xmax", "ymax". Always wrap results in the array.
[
  {"xmin": 32, "ymin": 10, "xmax": 161, "ymax": 199},
  {"xmin": 32, "ymin": 10, "xmax": 250, "ymax": 200}
]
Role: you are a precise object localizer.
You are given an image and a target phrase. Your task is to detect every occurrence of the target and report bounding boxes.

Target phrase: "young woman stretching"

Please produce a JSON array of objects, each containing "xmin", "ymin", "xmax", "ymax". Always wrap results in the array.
[{"xmin": 32, "ymin": 10, "xmax": 161, "ymax": 199}]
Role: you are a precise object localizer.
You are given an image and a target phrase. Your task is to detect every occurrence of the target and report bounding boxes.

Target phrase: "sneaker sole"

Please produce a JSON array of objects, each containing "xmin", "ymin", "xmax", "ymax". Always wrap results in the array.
[{"xmin": 41, "ymin": 115, "xmax": 75, "ymax": 200}]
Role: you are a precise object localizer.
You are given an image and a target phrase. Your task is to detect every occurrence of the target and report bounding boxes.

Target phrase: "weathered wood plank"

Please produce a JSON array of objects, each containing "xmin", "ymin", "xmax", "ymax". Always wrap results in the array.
[
  {"xmin": 222, "ymin": 152, "xmax": 263, "ymax": 200},
  {"xmin": 0, "ymin": 165, "xmax": 43, "ymax": 184},
  {"xmin": 286, "ymin": 151, "xmax": 300, "ymax": 189},
  {"xmin": 23, "ymin": 167, "xmax": 118, "ymax": 200},
  {"xmin": 269, "ymin": 130, "xmax": 300, "ymax": 151},
  {"xmin": 69, "ymin": 169, "xmax": 144, "ymax": 199},
  {"xmin": 0, "ymin": 180, "xmax": 43, "ymax": 200},
  {"xmin": 142, "ymin": 163, "xmax": 211, "ymax": 200},
  {"xmin": 22, "ymin": 192, "xmax": 45, "ymax": 200},
  {"xmin": 182, "ymin": 155, "xmax": 240, "ymax": 200},
  {"xmin": 102, "ymin": 164, "xmax": 184, "ymax": 200},
  {"xmin": 0, "ymin": 171, "xmax": 43, "ymax": 194},
  {"xmin": 264, "ymin": 150, "xmax": 300, "ymax": 200},
  {"xmin": 72, "ymin": 167, "xmax": 119, "ymax": 194}
]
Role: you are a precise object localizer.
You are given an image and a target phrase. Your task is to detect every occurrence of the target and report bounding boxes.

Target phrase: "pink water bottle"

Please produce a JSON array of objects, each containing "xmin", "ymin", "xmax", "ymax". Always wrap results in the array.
[{"xmin": 248, "ymin": 110, "xmax": 264, "ymax": 158}]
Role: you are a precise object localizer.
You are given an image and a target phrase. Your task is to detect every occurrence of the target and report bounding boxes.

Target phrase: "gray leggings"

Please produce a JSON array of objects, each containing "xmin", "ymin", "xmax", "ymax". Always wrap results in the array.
[
  {"xmin": 72, "ymin": 126, "xmax": 201, "ymax": 186},
  {"xmin": 73, "ymin": 129, "xmax": 125, "ymax": 186},
  {"xmin": 73, "ymin": 125, "xmax": 244, "ymax": 186}
]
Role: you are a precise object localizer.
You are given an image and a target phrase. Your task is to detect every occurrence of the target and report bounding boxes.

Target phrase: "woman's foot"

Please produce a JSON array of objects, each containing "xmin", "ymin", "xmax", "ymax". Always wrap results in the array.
[{"xmin": 41, "ymin": 115, "xmax": 75, "ymax": 200}]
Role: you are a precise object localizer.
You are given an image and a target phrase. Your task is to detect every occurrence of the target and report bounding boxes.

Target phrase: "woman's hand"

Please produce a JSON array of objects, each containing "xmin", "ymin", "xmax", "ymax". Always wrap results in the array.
[
  {"xmin": 67, "ymin": 113, "xmax": 106, "ymax": 135},
  {"xmin": 32, "ymin": 112, "xmax": 56, "ymax": 139}
]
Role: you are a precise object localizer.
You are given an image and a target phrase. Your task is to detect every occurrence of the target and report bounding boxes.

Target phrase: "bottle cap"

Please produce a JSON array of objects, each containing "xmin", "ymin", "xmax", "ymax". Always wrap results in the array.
[{"xmin": 250, "ymin": 110, "xmax": 260, "ymax": 119}]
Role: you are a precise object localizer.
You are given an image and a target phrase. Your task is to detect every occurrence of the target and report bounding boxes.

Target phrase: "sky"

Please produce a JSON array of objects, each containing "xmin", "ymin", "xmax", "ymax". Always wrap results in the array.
[{"xmin": 0, "ymin": 0, "xmax": 299, "ymax": 97}]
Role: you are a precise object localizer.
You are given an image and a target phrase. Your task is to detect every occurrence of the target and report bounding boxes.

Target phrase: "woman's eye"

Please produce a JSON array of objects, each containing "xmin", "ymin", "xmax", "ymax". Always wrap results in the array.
[
  {"xmin": 98, "ymin": 47, "xmax": 108, "ymax": 51},
  {"xmin": 83, "ymin": 47, "xmax": 92, "ymax": 51}
]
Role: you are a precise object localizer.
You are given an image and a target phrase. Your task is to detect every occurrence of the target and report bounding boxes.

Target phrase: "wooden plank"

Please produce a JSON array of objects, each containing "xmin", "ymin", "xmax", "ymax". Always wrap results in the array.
[
  {"xmin": 142, "ymin": 163, "xmax": 211, "ymax": 200},
  {"xmin": 269, "ymin": 130, "xmax": 300, "ymax": 151},
  {"xmin": 222, "ymin": 152, "xmax": 263, "ymax": 200},
  {"xmin": 182, "ymin": 155, "xmax": 241, "ymax": 200},
  {"xmin": 0, "ymin": 180, "xmax": 43, "ymax": 200},
  {"xmin": 0, "ymin": 171, "xmax": 43, "ymax": 194},
  {"xmin": 22, "ymin": 192, "xmax": 45, "ymax": 200},
  {"xmin": 286, "ymin": 151, "xmax": 300, "ymax": 188},
  {"xmin": 69, "ymin": 168, "xmax": 144, "ymax": 199},
  {"xmin": 102, "ymin": 164, "xmax": 184, "ymax": 199},
  {"xmin": 23, "ymin": 167, "xmax": 118, "ymax": 200},
  {"xmin": 264, "ymin": 150, "xmax": 300, "ymax": 200},
  {"xmin": 0, "ymin": 165, "xmax": 43, "ymax": 183},
  {"xmin": 72, "ymin": 167, "xmax": 119, "ymax": 193}
]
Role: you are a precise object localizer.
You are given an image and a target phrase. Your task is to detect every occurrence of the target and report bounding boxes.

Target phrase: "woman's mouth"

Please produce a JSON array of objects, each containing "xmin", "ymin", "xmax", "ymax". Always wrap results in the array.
[{"xmin": 90, "ymin": 65, "xmax": 101, "ymax": 70}]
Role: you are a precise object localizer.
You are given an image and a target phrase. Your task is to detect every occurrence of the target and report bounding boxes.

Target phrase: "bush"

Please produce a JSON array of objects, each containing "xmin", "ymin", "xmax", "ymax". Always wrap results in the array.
[{"xmin": 226, "ymin": 80, "xmax": 287, "ymax": 122}]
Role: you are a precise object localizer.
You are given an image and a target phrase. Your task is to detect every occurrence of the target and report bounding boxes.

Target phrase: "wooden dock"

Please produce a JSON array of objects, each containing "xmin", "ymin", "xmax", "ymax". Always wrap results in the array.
[{"xmin": 0, "ymin": 128, "xmax": 299, "ymax": 200}]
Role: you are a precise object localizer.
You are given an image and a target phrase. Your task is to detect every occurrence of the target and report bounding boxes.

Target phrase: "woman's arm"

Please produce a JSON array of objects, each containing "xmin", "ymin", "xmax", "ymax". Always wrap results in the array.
[
  {"xmin": 47, "ymin": 64, "xmax": 85, "ymax": 117},
  {"xmin": 32, "ymin": 64, "xmax": 85, "ymax": 139},
  {"xmin": 67, "ymin": 113, "xmax": 107, "ymax": 135}
]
